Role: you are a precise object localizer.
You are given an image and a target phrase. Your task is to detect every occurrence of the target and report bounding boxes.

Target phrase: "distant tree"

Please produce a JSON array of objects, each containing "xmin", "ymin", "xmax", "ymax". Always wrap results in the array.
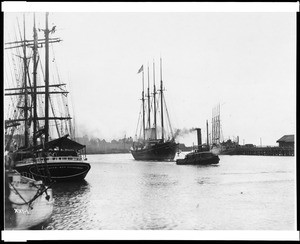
[
  {"xmin": 90, "ymin": 138, "xmax": 98, "ymax": 146},
  {"xmin": 111, "ymin": 139, "xmax": 118, "ymax": 144}
]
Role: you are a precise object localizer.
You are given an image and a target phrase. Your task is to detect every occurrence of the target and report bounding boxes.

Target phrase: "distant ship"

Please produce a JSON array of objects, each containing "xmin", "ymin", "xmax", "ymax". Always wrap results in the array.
[
  {"xmin": 176, "ymin": 128, "xmax": 220, "ymax": 165},
  {"xmin": 4, "ymin": 13, "xmax": 90, "ymax": 182},
  {"xmin": 210, "ymin": 104, "xmax": 240, "ymax": 155},
  {"xmin": 130, "ymin": 59, "xmax": 178, "ymax": 161}
]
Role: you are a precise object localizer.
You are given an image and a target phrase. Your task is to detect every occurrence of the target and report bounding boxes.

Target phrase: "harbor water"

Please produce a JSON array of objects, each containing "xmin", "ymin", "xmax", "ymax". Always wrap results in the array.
[{"xmin": 37, "ymin": 153, "xmax": 295, "ymax": 230}]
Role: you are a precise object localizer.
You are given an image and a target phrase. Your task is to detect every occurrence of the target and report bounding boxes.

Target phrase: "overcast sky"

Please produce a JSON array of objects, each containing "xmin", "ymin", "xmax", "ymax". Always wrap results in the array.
[{"xmin": 3, "ymin": 3, "xmax": 297, "ymax": 146}]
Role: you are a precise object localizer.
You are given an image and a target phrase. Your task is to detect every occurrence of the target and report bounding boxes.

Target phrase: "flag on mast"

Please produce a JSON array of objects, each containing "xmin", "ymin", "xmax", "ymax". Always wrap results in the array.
[{"xmin": 137, "ymin": 65, "xmax": 143, "ymax": 74}]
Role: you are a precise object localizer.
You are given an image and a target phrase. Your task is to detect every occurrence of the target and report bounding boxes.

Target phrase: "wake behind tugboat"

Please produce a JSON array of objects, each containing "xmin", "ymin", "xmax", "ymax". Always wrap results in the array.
[{"xmin": 130, "ymin": 59, "xmax": 178, "ymax": 161}]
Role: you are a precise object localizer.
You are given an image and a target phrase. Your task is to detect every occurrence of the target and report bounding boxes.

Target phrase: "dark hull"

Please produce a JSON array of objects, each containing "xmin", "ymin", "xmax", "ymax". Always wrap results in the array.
[
  {"xmin": 176, "ymin": 152, "xmax": 220, "ymax": 165},
  {"xmin": 15, "ymin": 162, "xmax": 91, "ymax": 182},
  {"xmin": 131, "ymin": 141, "xmax": 178, "ymax": 161}
]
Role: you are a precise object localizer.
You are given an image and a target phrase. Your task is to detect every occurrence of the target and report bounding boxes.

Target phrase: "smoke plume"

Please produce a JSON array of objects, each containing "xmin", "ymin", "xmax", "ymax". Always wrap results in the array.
[{"xmin": 174, "ymin": 127, "xmax": 195, "ymax": 139}]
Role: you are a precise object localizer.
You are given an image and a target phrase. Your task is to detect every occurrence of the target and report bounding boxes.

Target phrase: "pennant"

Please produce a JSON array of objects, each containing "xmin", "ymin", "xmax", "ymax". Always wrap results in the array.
[{"xmin": 137, "ymin": 65, "xmax": 143, "ymax": 74}]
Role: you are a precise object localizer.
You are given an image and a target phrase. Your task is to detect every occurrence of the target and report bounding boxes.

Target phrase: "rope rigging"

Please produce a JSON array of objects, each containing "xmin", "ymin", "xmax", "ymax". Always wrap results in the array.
[
  {"xmin": 135, "ymin": 103, "xmax": 143, "ymax": 140},
  {"xmin": 9, "ymin": 180, "xmax": 54, "ymax": 209},
  {"xmin": 163, "ymin": 94, "xmax": 174, "ymax": 138}
]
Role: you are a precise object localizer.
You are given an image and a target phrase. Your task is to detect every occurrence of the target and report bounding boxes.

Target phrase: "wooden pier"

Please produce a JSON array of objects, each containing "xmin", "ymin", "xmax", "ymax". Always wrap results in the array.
[{"xmin": 223, "ymin": 146, "xmax": 294, "ymax": 156}]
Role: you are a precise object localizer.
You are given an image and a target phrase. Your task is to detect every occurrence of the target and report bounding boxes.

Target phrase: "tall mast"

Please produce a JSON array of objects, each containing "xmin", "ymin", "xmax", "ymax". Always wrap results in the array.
[
  {"xmin": 218, "ymin": 103, "xmax": 220, "ymax": 143},
  {"xmin": 206, "ymin": 120, "xmax": 209, "ymax": 150},
  {"xmin": 211, "ymin": 108, "xmax": 213, "ymax": 144},
  {"xmin": 142, "ymin": 68, "xmax": 145, "ymax": 140},
  {"xmin": 147, "ymin": 64, "xmax": 151, "ymax": 130},
  {"xmin": 23, "ymin": 14, "xmax": 29, "ymax": 148},
  {"xmin": 153, "ymin": 60, "xmax": 157, "ymax": 140},
  {"xmin": 44, "ymin": 12, "xmax": 50, "ymax": 143},
  {"xmin": 160, "ymin": 57, "xmax": 164, "ymax": 141},
  {"xmin": 33, "ymin": 13, "xmax": 38, "ymax": 148},
  {"xmin": 212, "ymin": 107, "xmax": 215, "ymax": 145}
]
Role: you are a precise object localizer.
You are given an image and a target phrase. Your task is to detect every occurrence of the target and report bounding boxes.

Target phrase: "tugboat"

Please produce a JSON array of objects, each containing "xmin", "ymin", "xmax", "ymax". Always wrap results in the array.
[
  {"xmin": 4, "ymin": 12, "xmax": 90, "ymax": 182},
  {"xmin": 176, "ymin": 128, "xmax": 220, "ymax": 165},
  {"xmin": 130, "ymin": 59, "xmax": 178, "ymax": 161}
]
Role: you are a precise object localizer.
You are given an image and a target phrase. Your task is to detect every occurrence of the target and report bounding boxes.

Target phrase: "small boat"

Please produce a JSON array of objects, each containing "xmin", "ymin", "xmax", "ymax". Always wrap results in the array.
[
  {"xmin": 130, "ymin": 59, "xmax": 178, "ymax": 161},
  {"xmin": 5, "ymin": 169, "xmax": 54, "ymax": 230},
  {"xmin": 176, "ymin": 128, "xmax": 220, "ymax": 165},
  {"xmin": 4, "ymin": 12, "xmax": 90, "ymax": 182},
  {"xmin": 176, "ymin": 151, "xmax": 220, "ymax": 165}
]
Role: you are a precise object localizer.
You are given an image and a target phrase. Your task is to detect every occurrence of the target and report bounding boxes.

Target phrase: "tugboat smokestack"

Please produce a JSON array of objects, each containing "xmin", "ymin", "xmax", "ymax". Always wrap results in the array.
[{"xmin": 195, "ymin": 128, "xmax": 202, "ymax": 152}]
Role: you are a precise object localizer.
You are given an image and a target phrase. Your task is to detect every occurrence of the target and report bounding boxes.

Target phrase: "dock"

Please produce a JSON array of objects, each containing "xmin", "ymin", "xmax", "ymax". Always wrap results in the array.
[{"xmin": 223, "ymin": 146, "xmax": 294, "ymax": 156}]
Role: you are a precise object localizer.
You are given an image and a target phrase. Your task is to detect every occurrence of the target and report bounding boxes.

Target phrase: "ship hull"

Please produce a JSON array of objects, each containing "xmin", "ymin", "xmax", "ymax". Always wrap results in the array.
[
  {"xmin": 131, "ymin": 141, "xmax": 178, "ymax": 161},
  {"xmin": 176, "ymin": 152, "xmax": 220, "ymax": 165},
  {"xmin": 14, "ymin": 157, "xmax": 91, "ymax": 182},
  {"xmin": 5, "ymin": 171, "xmax": 54, "ymax": 230}
]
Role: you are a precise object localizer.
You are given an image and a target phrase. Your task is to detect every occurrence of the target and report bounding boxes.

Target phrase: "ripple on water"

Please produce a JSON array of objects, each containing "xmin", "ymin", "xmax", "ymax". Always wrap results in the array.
[{"xmin": 37, "ymin": 154, "xmax": 295, "ymax": 230}]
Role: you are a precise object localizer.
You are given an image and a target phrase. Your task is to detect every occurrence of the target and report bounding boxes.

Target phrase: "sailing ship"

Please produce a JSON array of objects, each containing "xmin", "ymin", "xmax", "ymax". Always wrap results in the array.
[
  {"xmin": 176, "ymin": 128, "xmax": 220, "ymax": 165},
  {"xmin": 210, "ymin": 103, "xmax": 223, "ymax": 155},
  {"xmin": 210, "ymin": 104, "xmax": 240, "ymax": 155},
  {"xmin": 4, "ymin": 12, "xmax": 90, "ymax": 182},
  {"xmin": 130, "ymin": 59, "xmax": 178, "ymax": 161}
]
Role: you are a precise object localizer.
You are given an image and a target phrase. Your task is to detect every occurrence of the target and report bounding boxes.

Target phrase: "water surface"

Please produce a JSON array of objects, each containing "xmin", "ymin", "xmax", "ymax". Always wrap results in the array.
[{"xmin": 39, "ymin": 153, "xmax": 296, "ymax": 230}]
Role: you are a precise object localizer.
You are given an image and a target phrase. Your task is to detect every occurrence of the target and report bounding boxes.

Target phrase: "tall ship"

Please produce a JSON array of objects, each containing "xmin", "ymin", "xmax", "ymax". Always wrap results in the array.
[
  {"xmin": 130, "ymin": 59, "xmax": 178, "ymax": 161},
  {"xmin": 210, "ymin": 103, "xmax": 223, "ymax": 155},
  {"xmin": 4, "ymin": 12, "xmax": 90, "ymax": 182},
  {"xmin": 210, "ymin": 104, "xmax": 240, "ymax": 155}
]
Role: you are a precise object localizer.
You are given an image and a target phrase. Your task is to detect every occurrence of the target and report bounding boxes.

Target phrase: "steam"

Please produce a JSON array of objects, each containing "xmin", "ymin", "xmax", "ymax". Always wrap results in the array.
[
  {"xmin": 174, "ymin": 127, "xmax": 196, "ymax": 138},
  {"xmin": 75, "ymin": 123, "xmax": 105, "ymax": 139},
  {"xmin": 75, "ymin": 123, "xmax": 130, "ymax": 141}
]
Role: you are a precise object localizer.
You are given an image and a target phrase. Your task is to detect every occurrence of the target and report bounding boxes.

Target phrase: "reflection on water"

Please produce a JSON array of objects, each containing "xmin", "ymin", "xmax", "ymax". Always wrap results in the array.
[
  {"xmin": 32, "ymin": 154, "xmax": 295, "ymax": 230},
  {"xmin": 35, "ymin": 181, "xmax": 90, "ymax": 230},
  {"xmin": 52, "ymin": 180, "xmax": 90, "ymax": 195}
]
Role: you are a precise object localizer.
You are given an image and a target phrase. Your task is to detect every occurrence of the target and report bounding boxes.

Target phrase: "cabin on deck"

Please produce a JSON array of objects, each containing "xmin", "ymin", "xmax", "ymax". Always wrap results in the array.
[{"xmin": 276, "ymin": 135, "xmax": 294, "ymax": 148}]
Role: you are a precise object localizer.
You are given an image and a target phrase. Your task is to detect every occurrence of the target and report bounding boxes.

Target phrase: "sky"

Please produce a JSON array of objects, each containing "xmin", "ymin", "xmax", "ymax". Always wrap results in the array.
[{"xmin": 3, "ymin": 3, "xmax": 297, "ymax": 146}]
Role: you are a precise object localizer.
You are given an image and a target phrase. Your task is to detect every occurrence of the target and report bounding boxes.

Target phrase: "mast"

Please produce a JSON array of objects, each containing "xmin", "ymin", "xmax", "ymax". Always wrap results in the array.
[
  {"xmin": 33, "ymin": 13, "xmax": 38, "ymax": 148},
  {"xmin": 23, "ymin": 14, "xmax": 29, "ymax": 148},
  {"xmin": 142, "ymin": 67, "xmax": 145, "ymax": 140},
  {"xmin": 212, "ymin": 104, "xmax": 220, "ymax": 145},
  {"xmin": 147, "ymin": 64, "xmax": 151, "ymax": 130},
  {"xmin": 160, "ymin": 57, "xmax": 164, "ymax": 141},
  {"xmin": 5, "ymin": 13, "xmax": 62, "ymax": 148},
  {"xmin": 206, "ymin": 120, "xmax": 209, "ymax": 150},
  {"xmin": 44, "ymin": 12, "xmax": 50, "ymax": 143},
  {"xmin": 218, "ymin": 103, "xmax": 221, "ymax": 143},
  {"xmin": 153, "ymin": 60, "xmax": 157, "ymax": 140},
  {"xmin": 211, "ymin": 108, "xmax": 213, "ymax": 144},
  {"xmin": 212, "ymin": 107, "xmax": 215, "ymax": 145}
]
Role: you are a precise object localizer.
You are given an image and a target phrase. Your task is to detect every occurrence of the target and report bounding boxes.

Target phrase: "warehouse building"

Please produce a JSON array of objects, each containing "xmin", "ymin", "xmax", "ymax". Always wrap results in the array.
[{"xmin": 276, "ymin": 135, "xmax": 294, "ymax": 148}]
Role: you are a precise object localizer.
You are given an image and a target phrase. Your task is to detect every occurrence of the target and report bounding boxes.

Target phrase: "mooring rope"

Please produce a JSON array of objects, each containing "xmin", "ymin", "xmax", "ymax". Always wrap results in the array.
[{"xmin": 9, "ymin": 181, "xmax": 54, "ymax": 208}]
